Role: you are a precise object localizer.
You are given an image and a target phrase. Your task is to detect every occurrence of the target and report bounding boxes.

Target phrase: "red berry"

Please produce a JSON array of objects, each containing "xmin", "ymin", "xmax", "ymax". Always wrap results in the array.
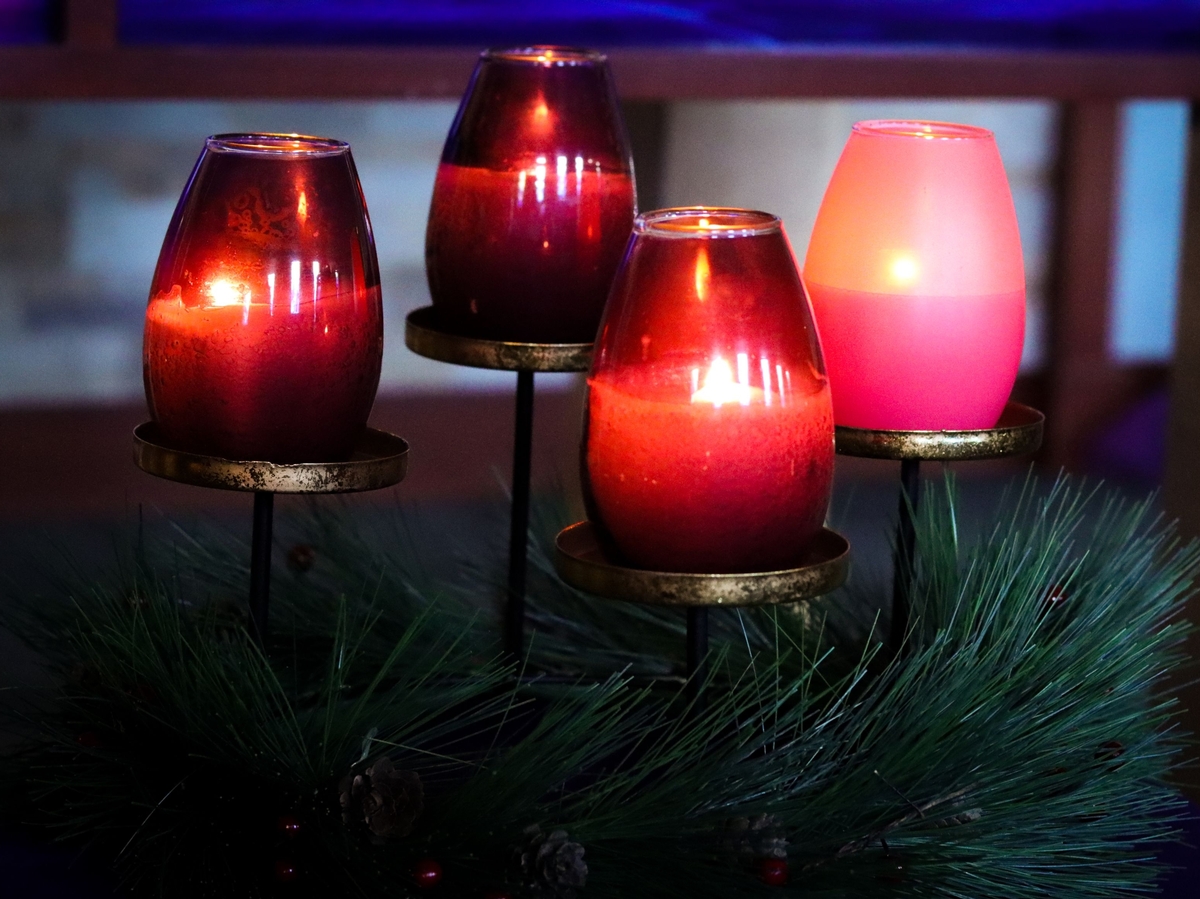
[
  {"xmin": 414, "ymin": 858, "xmax": 442, "ymax": 889},
  {"xmin": 275, "ymin": 859, "xmax": 298, "ymax": 882},
  {"xmin": 131, "ymin": 683, "xmax": 159, "ymax": 704},
  {"xmin": 287, "ymin": 544, "xmax": 317, "ymax": 572},
  {"xmin": 277, "ymin": 815, "xmax": 302, "ymax": 836},
  {"xmin": 75, "ymin": 731, "xmax": 102, "ymax": 748},
  {"xmin": 759, "ymin": 857, "xmax": 789, "ymax": 886}
]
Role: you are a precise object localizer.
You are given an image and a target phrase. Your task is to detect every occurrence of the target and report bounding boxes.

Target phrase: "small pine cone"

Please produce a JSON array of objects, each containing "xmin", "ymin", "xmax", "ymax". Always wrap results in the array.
[
  {"xmin": 204, "ymin": 597, "xmax": 249, "ymax": 640},
  {"xmin": 519, "ymin": 825, "xmax": 588, "ymax": 898},
  {"xmin": 287, "ymin": 544, "xmax": 317, "ymax": 573},
  {"xmin": 66, "ymin": 661, "xmax": 103, "ymax": 692},
  {"xmin": 721, "ymin": 813, "xmax": 789, "ymax": 860},
  {"xmin": 339, "ymin": 757, "xmax": 424, "ymax": 842},
  {"xmin": 123, "ymin": 588, "xmax": 151, "ymax": 610}
]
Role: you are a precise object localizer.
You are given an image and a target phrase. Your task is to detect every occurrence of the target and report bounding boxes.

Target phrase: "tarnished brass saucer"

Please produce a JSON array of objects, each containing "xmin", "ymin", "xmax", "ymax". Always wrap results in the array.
[
  {"xmin": 404, "ymin": 306, "xmax": 593, "ymax": 372},
  {"xmin": 554, "ymin": 521, "xmax": 849, "ymax": 607},
  {"xmin": 834, "ymin": 401, "xmax": 1044, "ymax": 461},
  {"xmin": 133, "ymin": 423, "xmax": 408, "ymax": 494}
]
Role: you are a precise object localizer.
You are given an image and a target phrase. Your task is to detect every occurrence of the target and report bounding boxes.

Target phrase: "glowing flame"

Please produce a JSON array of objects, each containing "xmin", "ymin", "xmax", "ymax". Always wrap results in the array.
[
  {"xmin": 297, "ymin": 190, "xmax": 308, "ymax": 224},
  {"xmin": 532, "ymin": 91, "xmax": 551, "ymax": 129},
  {"xmin": 207, "ymin": 279, "xmax": 242, "ymax": 307},
  {"xmin": 694, "ymin": 246, "xmax": 711, "ymax": 302},
  {"xmin": 691, "ymin": 357, "xmax": 753, "ymax": 407},
  {"xmin": 889, "ymin": 254, "xmax": 920, "ymax": 286}
]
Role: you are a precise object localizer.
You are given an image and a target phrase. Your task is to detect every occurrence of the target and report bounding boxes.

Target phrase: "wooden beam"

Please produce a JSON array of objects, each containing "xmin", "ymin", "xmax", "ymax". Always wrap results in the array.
[
  {"xmin": 1042, "ymin": 100, "xmax": 1123, "ymax": 471},
  {"xmin": 62, "ymin": 0, "xmax": 118, "ymax": 49},
  {"xmin": 1163, "ymin": 103, "xmax": 1200, "ymax": 796},
  {"xmin": 1166, "ymin": 111, "xmax": 1200, "ymax": 533},
  {"xmin": 1, "ymin": 46, "xmax": 1199, "ymax": 101},
  {"xmin": 0, "ymin": 389, "xmax": 588, "ymax": 520},
  {"xmin": 621, "ymin": 101, "xmax": 670, "ymax": 211}
]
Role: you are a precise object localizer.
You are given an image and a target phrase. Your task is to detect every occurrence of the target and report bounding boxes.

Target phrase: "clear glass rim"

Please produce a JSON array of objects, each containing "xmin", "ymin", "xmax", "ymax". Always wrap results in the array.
[
  {"xmin": 484, "ymin": 46, "xmax": 607, "ymax": 66},
  {"xmin": 636, "ymin": 207, "xmax": 781, "ymax": 239},
  {"xmin": 853, "ymin": 120, "xmax": 994, "ymax": 140},
  {"xmin": 206, "ymin": 133, "xmax": 350, "ymax": 157}
]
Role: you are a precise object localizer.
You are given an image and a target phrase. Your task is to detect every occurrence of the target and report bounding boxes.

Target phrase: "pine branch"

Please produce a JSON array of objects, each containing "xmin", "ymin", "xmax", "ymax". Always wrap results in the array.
[{"xmin": 0, "ymin": 474, "xmax": 1191, "ymax": 898}]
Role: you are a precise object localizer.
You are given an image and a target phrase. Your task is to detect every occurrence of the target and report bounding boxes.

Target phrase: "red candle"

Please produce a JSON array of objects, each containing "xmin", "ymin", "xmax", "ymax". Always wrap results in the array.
[
  {"xmin": 804, "ymin": 120, "xmax": 1025, "ymax": 431},
  {"xmin": 584, "ymin": 209, "xmax": 834, "ymax": 574},
  {"xmin": 425, "ymin": 47, "xmax": 636, "ymax": 343},
  {"xmin": 426, "ymin": 162, "xmax": 634, "ymax": 343},
  {"xmin": 143, "ymin": 134, "xmax": 383, "ymax": 463},
  {"xmin": 144, "ymin": 284, "xmax": 382, "ymax": 463}
]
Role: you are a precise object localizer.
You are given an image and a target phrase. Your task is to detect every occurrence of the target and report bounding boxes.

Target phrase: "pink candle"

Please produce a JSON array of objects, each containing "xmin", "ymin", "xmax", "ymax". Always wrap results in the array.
[{"xmin": 804, "ymin": 121, "xmax": 1025, "ymax": 431}]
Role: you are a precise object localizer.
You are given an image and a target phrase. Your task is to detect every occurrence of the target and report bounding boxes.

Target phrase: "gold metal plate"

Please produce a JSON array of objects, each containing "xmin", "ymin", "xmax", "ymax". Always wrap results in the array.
[
  {"xmin": 554, "ymin": 521, "xmax": 849, "ymax": 607},
  {"xmin": 133, "ymin": 422, "xmax": 408, "ymax": 494},
  {"xmin": 834, "ymin": 401, "xmax": 1045, "ymax": 461},
  {"xmin": 404, "ymin": 306, "xmax": 593, "ymax": 372}
]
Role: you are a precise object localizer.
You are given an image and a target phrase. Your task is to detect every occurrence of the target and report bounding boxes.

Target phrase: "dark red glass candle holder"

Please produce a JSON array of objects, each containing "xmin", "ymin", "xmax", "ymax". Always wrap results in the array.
[
  {"xmin": 425, "ymin": 46, "xmax": 637, "ymax": 343},
  {"xmin": 583, "ymin": 208, "xmax": 835, "ymax": 574},
  {"xmin": 143, "ymin": 134, "xmax": 383, "ymax": 463}
]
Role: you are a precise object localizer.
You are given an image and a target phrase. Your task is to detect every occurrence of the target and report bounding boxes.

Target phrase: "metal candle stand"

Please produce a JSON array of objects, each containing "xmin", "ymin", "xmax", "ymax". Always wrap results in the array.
[
  {"xmin": 553, "ymin": 522, "xmax": 851, "ymax": 708},
  {"xmin": 133, "ymin": 423, "xmax": 409, "ymax": 643},
  {"xmin": 405, "ymin": 307, "xmax": 852, "ymax": 696},
  {"xmin": 405, "ymin": 306, "xmax": 593, "ymax": 658},
  {"xmin": 834, "ymin": 401, "xmax": 1045, "ymax": 650}
]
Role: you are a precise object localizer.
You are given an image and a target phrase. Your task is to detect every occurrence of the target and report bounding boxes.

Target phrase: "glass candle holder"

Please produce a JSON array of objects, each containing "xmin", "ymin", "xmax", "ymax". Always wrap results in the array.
[
  {"xmin": 425, "ymin": 46, "xmax": 637, "ymax": 343},
  {"xmin": 583, "ymin": 208, "xmax": 834, "ymax": 574},
  {"xmin": 143, "ymin": 134, "xmax": 383, "ymax": 463},
  {"xmin": 804, "ymin": 120, "xmax": 1025, "ymax": 431}
]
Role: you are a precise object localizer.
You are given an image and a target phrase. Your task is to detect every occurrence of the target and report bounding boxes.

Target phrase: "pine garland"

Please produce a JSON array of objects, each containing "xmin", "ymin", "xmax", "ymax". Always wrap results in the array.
[{"xmin": 0, "ymin": 475, "xmax": 1193, "ymax": 898}]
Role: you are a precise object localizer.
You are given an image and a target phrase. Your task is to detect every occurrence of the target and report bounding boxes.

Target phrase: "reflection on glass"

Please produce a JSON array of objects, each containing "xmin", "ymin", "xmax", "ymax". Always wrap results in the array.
[
  {"xmin": 804, "ymin": 119, "xmax": 1025, "ymax": 430},
  {"xmin": 425, "ymin": 46, "xmax": 636, "ymax": 343},
  {"xmin": 583, "ymin": 208, "xmax": 834, "ymax": 574},
  {"xmin": 143, "ymin": 134, "xmax": 383, "ymax": 463}
]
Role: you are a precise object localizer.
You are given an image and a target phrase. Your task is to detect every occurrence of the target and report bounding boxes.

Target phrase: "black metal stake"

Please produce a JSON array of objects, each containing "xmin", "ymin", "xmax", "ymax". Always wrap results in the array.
[
  {"xmin": 890, "ymin": 458, "xmax": 922, "ymax": 651},
  {"xmin": 505, "ymin": 370, "xmax": 536, "ymax": 658},
  {"xmin": 686, "ymin": 607, "xmax": 709, "ymax": 712},
  {"xmin": 249, "ymin": 490, "xmax": 274, "ymax": 645}
]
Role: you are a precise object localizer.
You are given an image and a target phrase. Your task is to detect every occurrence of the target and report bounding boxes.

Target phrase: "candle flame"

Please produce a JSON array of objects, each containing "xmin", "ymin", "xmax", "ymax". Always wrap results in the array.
[
  {"xmin": 889, "ymin": 254, "xmax": 920, "ymax": 286},
  {"xmin": 207, "ymin": 279, "xmax": 242, "ymax": 307},
  {"xmin": 532, "ymin": 92, "xmax": 551, "ymax": 128},
  {"xmin": 694, "ymin": 246, "xmax": 711, "ymax": 302},
  {"xmin": 691, "ymin": 357, "xmax": 753, "ymax": 407},
  {"xmin": 297, "ymin": 190, "xmax": 308, "ymax": 224}
]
